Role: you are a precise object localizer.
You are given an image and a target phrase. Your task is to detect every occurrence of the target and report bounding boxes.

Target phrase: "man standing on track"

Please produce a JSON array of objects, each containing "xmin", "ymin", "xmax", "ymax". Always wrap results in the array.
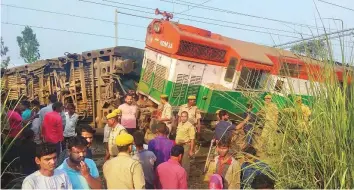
[
  {"xmin": 178, "ymin": 95, "xmax": 201, "ymax": 137},
  {"xmin": 175, "ymin": 111, "xmax": 196, "ymax": 178},
  {"xmin": 158, "ymin": 94, "xmax": 172, "ymax": 135},
  {"xmin": 119, "ymin": 94, "xmax": 139, "ymax": 135}
]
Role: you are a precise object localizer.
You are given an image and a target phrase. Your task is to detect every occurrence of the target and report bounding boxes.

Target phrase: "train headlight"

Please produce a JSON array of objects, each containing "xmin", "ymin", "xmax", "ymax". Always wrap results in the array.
[{"xmin": 153, "ymin": 22, "xmax": 161, "ymax": 33}]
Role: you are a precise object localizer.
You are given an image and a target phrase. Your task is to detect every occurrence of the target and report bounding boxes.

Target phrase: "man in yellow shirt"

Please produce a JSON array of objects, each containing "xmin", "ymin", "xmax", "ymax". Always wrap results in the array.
[
  {"xmin": 295, "ymin": 96, "xmax": 311, "ymax": 132},
  {"xmin": 105, "ymin": 109, "xmax": 128, "ymax": 161},
  {"xmin": 178, "ymin": 95, "xmax": 201, "ymax": 133},
  {"xmin": 103, "ymin": 133, "xmax": 145, "ymax": 189},
  {"xmin": 175, "ymin": 111, "xmax": 196, "ymax": 177}
]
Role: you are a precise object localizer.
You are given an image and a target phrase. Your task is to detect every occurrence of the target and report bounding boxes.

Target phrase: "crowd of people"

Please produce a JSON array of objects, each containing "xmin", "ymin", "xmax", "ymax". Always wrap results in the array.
[{"xmin": 2, "ymin": 90, "xmax": 311, "ymax": 189}]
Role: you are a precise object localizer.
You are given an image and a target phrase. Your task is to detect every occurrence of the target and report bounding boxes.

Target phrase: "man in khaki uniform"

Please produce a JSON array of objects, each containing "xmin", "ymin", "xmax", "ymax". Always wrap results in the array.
[
  {"xmin": 158, "ymin": 94, "xmax": 172, "ymax": 134},
  {"xmin": 294, "ymin": 96, "xmax": 312, "ymax": 133},
  {"xmin": 103, "ymin": 133, "xmax": 145, "ymax": 189},
  {"xmin": 178, "ymin": 95, "xmax": 201, "ymax": 133},
  {"xmin": 104, "ymin": 109, "xmax": 128, "ymax": 161},
  {"xmin": 257, "ymin": 95, "xmax": 279, "ymax": 154},
  {"xmin": 175, "ymin": 111, "xmax": 196, "ymax": 177}
]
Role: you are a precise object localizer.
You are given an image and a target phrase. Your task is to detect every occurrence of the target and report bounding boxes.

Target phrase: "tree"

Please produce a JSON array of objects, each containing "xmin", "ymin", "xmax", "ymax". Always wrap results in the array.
[
  {"xmin": 290, "ymin": 39, "xmax": 327, "ymax": 60},
  {"xmin": 1, "ymin": 37, "xmax": 11, "ymax": 69},
  {"xmin": 17, "ymin": 26, "xmax": 40, "ymax": 63}
]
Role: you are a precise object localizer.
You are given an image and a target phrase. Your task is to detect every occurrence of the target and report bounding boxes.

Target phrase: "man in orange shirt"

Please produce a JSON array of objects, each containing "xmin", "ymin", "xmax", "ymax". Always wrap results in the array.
[{"xmin": 41, "ymin": 102, "xmax": 64, "ymax": 156}]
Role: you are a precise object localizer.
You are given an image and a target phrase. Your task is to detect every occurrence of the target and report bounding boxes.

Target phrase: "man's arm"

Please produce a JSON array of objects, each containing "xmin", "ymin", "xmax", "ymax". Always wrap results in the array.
[
  {"xmin": 179, "ymin": 170, "xmax": 188, "ymax": 189},
  {"xmin": 229, "ymin": 162, "xmax": 241, "ymax": 189},
  {"xmin": 159, "ymin": 106, "xmax": 172, "ymax": 122},
  {"xmin": 80, "ymin": 161, "xmax": 102, "ymax": 189},
  {"xmin": 132, "ymin": 162, "xmax": 146, "ymax": 189}
]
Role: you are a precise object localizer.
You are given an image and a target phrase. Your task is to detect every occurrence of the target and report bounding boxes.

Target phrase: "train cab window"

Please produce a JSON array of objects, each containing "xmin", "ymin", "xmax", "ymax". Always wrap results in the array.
[
  {"xmin": 280, "ymin": 62, "xmax": 302, "ymax": 77},
  {"xmin": 236, "ymin": 67, "xmax": 266, "ymax": 90},
  {"xmin": 224, "ymin": 57, "xmax": 238, "ymax": 82}
]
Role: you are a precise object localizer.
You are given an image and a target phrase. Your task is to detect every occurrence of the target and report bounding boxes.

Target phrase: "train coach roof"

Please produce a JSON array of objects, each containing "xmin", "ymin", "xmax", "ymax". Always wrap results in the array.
[{"xmin": 221, "ymin": 36, "xmax": 297, "ymax": 65}]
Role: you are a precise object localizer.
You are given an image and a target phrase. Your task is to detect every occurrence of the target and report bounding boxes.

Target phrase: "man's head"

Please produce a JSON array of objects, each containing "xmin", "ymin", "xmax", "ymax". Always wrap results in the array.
[
  {"xmin": 251, "ymin": 173, "xmax": 275, "ymax": 189},
  {"xmin": 133, "ymin": 131, "xmax": 145, "ymax": 148},
  {"xmin": 67, "ymin": 136, "xmax": 88, "ymax": 164},
  {"xmin": 295, "ymin": 96, "xmax": 302, "ymax": 105},
  {"xmin": 125, "ymin": 94, "xmax": 133, "ymax": 105},
  {"xmin": 20, "ymin": 100, "xmax": 30, "ymax": 111},
  {"xmin": 217, "ymin": 136, "xmax": 231, "ymax": 157},
  {"xmin": 52, "ymin": 102, "xmax": 64, "ymax": 113},
  {"xmin": 48, "ymin": 94, "xmax": 58, "ymax": 104},
  {"xmin": 170, "ymin": 145, "xmax": 184, "ymax": 163},
  {"xmin": 35, "ymin": 143, "xmax": 57, "ymax": 172},
  {"xmin": 78, "ymin": 124, "xmax": 96, "ymax": 147},
  {"xmin": 264, "ymin": 95, "xmax": 272, "ymax": 104},
  {"xmin": 218, "ymin": 110, "xmax": 229, "ymax": 121},
  {"xmin": 106, "ymin": 110, "xmax": 120, "ymax": 127},
  {"xmin": 160, "ymin": 94, "xmax": 168, "ymax": 104},
  {"xmin": 31, "ymin": 99, "xmax": 40, "ymax": 109},
  {"xmin": 187, "ymin": 95, "xmax": 196, "ymax": 106},
  {"xmin": 116, "ymin": 133, "xmax": 134, "ymax": 153},
  {"xmin": 180, "ymin": 111, "xmax": 189, "ymax": 123},
  {"xmin": 66, "ymin": 103, "xmax": 75, "ymax": 115},
  {"xmin": 22, "ymin": 128, "xmax": 35, "ymax": 140},
  {"xmin": 243, "ymin": 145, "xmax": 257, "ymax": 162},
  {"xmin": 156, "ymin": 122, "xmax": 167, "ymax": 135}
]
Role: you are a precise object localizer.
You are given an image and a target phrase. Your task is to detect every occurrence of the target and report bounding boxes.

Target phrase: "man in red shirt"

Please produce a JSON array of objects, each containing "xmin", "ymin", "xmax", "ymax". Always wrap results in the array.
[
  {"xmin": 41, "ymin": 102, "xmax": 64, "ymax": 156},
  {"xmin": 7, "ymin": 104, "xmax": 23, "ymax": 139},
  {"xmin": 156, "ymin": 145, "xmax": 188, "ymax": 189}
]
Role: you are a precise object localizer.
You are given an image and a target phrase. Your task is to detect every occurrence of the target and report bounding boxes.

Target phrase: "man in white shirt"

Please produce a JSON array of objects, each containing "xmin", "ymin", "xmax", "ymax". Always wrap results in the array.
[
  {"xmin": 22, "ymin": 143, "xmax": 72, "ymax": 189},
  {"xmin": 63, "ymin": 103, "xmax": 79, "ymax": 149}
]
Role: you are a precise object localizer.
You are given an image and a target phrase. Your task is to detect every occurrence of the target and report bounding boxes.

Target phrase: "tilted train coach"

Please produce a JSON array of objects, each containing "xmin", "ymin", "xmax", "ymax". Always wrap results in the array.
[{"xmin": 1, "ymin": 47, "xmax": 143, "ymax": 128}]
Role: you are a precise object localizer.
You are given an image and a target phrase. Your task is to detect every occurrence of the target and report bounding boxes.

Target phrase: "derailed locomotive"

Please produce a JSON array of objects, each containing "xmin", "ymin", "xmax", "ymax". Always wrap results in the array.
[{"xmin": 1, "ymin": 46, "xmax": 143, "ymax": 128}]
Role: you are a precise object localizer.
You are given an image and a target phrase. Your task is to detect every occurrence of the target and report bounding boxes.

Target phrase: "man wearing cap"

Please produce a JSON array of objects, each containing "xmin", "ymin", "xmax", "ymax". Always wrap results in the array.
[
  {"xmin": 103, "ymin": 133, "xmax": 145, "ymax": 189},
  {"xmin": 294, "ymin": 96, "xmax": 311, "ymax": 133},
  {"xmin": 258, "ymin": 95, "xmax": 279, "ymax": 154},
  {"xmin": 158, "ymin": 94, "xmax": 172, "ymax": 135},
  {"xmin": 105, "ymin": 109, "xmax": 128, "ymax": 161},
  {"xmin": 178, "ymin": 95, "xmax": 201, "ymax": 133}
]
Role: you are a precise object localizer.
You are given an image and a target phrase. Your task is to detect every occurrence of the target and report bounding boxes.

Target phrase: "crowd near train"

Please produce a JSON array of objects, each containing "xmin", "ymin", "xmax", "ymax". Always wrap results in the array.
[{"xmin": 1, "ymin": 9, "xmax": 352, "ymax": 190}]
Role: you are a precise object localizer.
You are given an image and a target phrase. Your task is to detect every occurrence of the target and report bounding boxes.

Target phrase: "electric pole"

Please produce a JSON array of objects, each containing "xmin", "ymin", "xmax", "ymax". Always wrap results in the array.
[{"xmin": 115, "ymin": 9, "xmax": 118, "ymax": 47}]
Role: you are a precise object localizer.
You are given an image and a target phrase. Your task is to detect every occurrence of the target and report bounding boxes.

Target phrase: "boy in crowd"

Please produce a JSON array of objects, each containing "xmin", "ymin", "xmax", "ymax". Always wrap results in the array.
[
  {"xmin": 209, "ymin": 136, "xmax": 241, "ymax": 189},
  {"xmin": 22, "ymin": 143, "xmax": 72, "ymax": 189},
  {"xmin": 133, "ymin": 131, "xmax": 157, "ymax": 189}
]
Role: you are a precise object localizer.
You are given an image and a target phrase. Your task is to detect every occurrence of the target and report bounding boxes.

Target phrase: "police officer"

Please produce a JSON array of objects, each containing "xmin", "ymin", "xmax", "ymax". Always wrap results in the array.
[
  {"xmin": 258, "ymin": 95, "xmax": 279, "ymax": 154},
  {"xmin": 104, "ymin": 109, "xmax": 128, "ymax": 161},
  {"xmin": 158, "ymin": 94, "xmax": 172, "ymax": 135},
  {"xmin": 178, "ymin": 95, "xmax": 201, "ymax": 133},
  {"xmin": 103, "ymin": 133, "xmax": 145, "ymax": 189}
]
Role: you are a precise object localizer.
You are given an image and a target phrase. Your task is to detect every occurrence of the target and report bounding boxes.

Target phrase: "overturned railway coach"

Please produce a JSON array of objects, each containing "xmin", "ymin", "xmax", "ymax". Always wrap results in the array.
[
  {"xmin": 1, "ymin": 47, "xmax": 140, "ymax": 128},
  {"xmin": 137, "ymin": 15, "xmax": 353, "ymax": 120}
]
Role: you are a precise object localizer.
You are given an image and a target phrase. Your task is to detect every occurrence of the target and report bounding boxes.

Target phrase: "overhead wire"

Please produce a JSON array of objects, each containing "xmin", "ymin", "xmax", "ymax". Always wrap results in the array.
[
  {"xmin": 177, "ymin": 0, "xmax": 212, "ymax": 14},
  {"xmin": 318, "ymin": 0, "xmax": 354, "ymax": 12},
  {"xmin": 1, "ymin": 22, "xmax": 145, "ymax": 43},
  {"xmin": 1, "ymin": 4, "xmax": 146, "ymax": 28},
  {"xmin": 80, "ymin": 0, "xmax": 309, "ymax": 39},
  {"xmin": 161, "ymin": 0, "xmax": 336, "ymax": 32}
]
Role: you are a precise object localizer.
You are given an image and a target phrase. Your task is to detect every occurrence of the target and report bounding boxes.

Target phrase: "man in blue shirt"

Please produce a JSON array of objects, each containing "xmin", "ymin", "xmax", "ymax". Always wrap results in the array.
[
  {"xmin": 133, "ymin": 131, "xmax": 157, "ymax": 189},
  {"xmin": 241, "ymin": 146, "xmax": 274, "ymax": 189},
  {"xmin": 57, "ymin": 136, "xmax": 101, "ymax": 189},
  {"xmin": 214, "ymin": 110, "xmax": 249, "ymax": 142}
]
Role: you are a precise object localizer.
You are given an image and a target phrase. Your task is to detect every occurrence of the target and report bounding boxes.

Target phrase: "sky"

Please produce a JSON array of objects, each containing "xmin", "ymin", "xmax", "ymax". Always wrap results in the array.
[{"xmin": 1, "ymin": 0, "xmax": 353, "ymax": 67}]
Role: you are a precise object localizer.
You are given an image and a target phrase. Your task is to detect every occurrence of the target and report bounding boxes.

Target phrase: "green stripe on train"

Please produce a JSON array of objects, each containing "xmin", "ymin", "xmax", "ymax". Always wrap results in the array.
[{"xmin": 137, "ymin": 69, "xmax": 313, "ymax": 115}]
